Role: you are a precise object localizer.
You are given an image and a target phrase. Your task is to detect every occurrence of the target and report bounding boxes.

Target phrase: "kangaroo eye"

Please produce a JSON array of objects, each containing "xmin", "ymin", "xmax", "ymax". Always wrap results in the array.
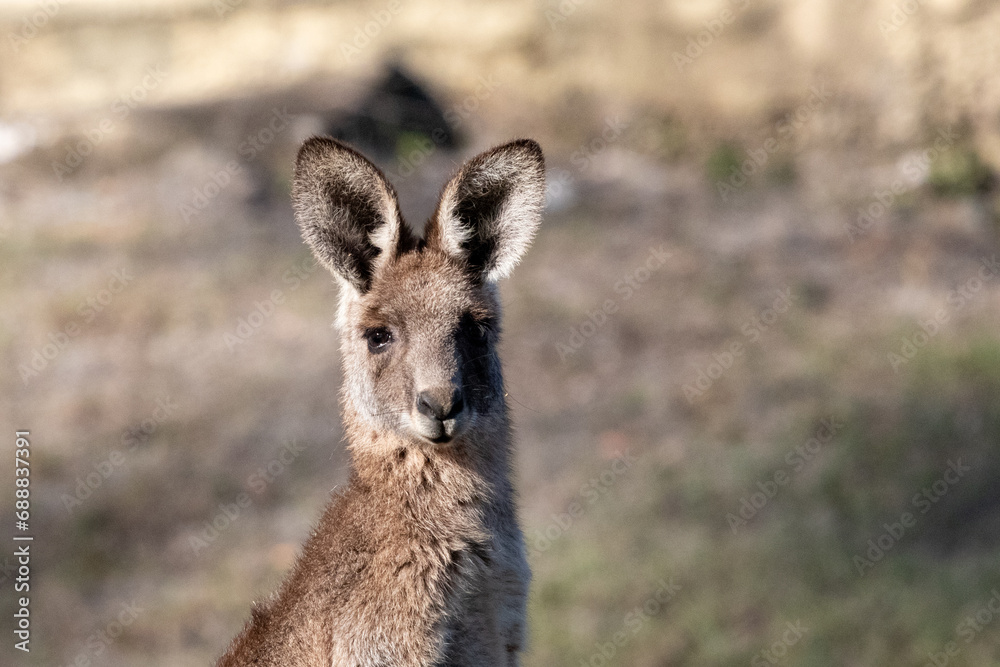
[{"xmin": 364, "ymin": 327, "xmax": 393, "ymax": 353}]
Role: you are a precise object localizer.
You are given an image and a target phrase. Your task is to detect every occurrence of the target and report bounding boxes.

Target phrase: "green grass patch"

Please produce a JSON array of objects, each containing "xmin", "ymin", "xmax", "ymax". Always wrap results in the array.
[{"xmin": 527, "ymin": 340, "xmax": 1000, "ymax": 665}]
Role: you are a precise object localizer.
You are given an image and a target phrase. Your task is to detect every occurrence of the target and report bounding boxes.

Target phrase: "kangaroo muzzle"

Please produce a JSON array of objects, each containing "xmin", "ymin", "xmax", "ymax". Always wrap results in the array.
[{"xmin": 412, "ymin": 386, "xmax": 466, "ymax": 443}]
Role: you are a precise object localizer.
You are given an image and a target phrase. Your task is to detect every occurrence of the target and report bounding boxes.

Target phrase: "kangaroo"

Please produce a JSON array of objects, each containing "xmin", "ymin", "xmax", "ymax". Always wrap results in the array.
[{"xmin": 217, "ymin": 137, "xmax": 545, "ymax": 666}]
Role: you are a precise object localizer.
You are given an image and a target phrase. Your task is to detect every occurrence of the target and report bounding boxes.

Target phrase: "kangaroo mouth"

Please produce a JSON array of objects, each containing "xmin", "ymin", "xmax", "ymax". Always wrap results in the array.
[{"xmin": 411, "ymin": 414, "xmax": 466, "ymax": 445}]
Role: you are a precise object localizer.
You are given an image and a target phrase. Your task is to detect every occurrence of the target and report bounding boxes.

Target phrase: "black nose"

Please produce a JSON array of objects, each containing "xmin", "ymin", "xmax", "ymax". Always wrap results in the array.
[{"xmin": 416, "ymin": 388, "xmax": 464, "ymax": 421}]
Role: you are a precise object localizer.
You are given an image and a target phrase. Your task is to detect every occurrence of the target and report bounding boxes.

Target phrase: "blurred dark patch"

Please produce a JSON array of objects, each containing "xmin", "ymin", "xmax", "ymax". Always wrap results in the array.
[
  {"xmin": 66, "ymin": 507, "xmax": 121, "ymax": 591},
  {"xmin": 765, "ymin": 155, "xmax": 797, "ymax": 186},
  {"xmin": 797, "ymin": 280, "xmax": 832, "ymax": 311},
  {"xmin": 736, "ymin": 4, "xmax": 781, "ymax": 37},
  {"xmin": 325, "ymin": 63, "xmax": 461, "ymax": 161},
  {"xmin": 817, "ymin": 341, "xmax": 1000, "ymax": 554}
]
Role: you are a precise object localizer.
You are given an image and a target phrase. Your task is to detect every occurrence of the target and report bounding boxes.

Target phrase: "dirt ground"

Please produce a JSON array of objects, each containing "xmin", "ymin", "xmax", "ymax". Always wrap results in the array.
[{"xmin": 2, "ymin": 0, "xmax": 1000, "ymax": 665}]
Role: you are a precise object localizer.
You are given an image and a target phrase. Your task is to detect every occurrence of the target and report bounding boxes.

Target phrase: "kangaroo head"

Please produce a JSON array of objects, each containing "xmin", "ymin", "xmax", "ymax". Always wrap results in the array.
[{"xmin": 292, "ymin": 137, "xmax": 545, "ymax": 449}]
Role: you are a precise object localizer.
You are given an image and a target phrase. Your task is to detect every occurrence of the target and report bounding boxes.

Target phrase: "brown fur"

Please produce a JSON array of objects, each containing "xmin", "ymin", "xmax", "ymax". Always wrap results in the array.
[{"xmin": 217, "ymin": 137, "xmax": 545, "ymax": 666}]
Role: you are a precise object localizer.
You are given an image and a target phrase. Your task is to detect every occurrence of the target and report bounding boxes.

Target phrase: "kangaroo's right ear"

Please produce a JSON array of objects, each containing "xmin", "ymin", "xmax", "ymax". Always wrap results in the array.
[{"xmin": 292, "ymin": 137, "xmax": 404, "ymax": 294}]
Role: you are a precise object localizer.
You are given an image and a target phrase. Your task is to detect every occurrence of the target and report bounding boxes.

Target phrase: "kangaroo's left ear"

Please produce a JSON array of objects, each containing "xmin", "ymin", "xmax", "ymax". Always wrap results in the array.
[{"xmin": 425, "ymin": 139, "xmax": 545, "ymax": 282}]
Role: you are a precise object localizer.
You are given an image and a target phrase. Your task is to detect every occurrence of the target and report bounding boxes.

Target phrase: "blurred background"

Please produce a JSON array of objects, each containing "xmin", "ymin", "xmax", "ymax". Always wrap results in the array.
[{"xmin": 2, "ymin": 0, "xmax": 1000, "ymax": 664}]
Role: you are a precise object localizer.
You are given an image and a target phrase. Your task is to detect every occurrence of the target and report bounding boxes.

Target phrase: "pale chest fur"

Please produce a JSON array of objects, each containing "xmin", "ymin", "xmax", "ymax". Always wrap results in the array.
[{"xmin": 318, "ymin": 446, "xmax": 529, "ymax": 666}]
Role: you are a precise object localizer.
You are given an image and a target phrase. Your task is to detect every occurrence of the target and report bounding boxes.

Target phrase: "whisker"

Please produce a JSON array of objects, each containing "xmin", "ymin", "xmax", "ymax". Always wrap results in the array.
[
  {"xmin": 502, "ymin": 386, "xmax": 541, "ymax": 414},
  {"xmin": 367, "ymin": 408, "xmax": 408, "ymax": 419},
  {"xmin": 462, "ymin": 351, "xmax": 497, "ymax": 366}
]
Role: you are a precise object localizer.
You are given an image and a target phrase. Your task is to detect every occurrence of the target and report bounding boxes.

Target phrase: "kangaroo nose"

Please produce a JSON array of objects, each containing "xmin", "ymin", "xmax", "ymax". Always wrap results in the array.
[{"xmin": 416, "ymin": 388, "xmax": 464, "ymax": 421}]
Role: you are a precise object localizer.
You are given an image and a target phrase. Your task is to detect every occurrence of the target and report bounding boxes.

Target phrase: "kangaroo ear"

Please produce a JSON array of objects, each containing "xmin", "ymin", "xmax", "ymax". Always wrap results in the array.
[
  {"xmin": 292, "ymin": 137, "xmax": 405, "ymax": 294},
  {"xmin": 426, "ymin": 139, "xmax": 545, "ymax": 282}
]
